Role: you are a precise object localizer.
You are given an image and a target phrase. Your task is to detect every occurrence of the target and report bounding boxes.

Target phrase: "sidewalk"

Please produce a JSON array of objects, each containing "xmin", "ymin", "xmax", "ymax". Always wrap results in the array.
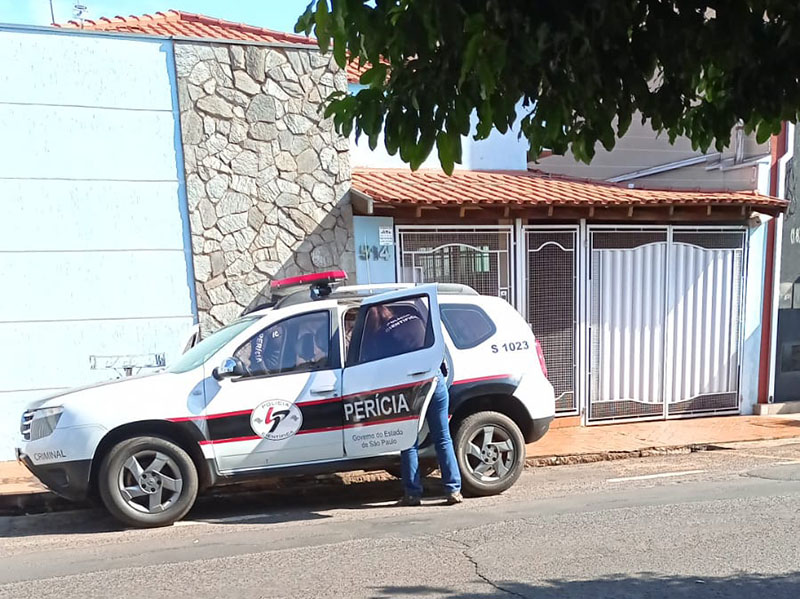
[
  {"xmin": 3, "ymin": 414, "xmax": 800, "ymax": 514},
  {"xmin": 526, "ymin": 413, "xmax": 800, "ymax": 464}
]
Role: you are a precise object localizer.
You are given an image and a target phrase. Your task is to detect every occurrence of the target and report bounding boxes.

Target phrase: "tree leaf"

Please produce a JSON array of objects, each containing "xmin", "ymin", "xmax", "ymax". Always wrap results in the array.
[
  {"xmin": 436, "ymin": 131, "xmax": 458, "ymax": 175},
  {"xmin": 756, "ymin": 121, "xmax": 773, "ymax": 145},
  {"xmin": 295, "ymin": 2, "xmax": 315, "ymax": 34},
  {"xmin": 360, "ymin": 64, "xmax": 387, "ymax": 86}
]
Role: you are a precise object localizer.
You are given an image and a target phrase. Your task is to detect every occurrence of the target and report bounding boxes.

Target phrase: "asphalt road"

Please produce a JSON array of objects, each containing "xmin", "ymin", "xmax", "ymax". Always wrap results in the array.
[{"xmin": 2, "ymin": 439, "xmax": 800, "ymax": 598}]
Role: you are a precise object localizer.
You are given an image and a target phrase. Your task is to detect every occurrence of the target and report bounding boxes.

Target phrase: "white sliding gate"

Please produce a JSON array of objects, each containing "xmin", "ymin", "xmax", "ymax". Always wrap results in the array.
[{"xmin": 588, "ymin": 227, "xmax": 746, "ymax": 422}]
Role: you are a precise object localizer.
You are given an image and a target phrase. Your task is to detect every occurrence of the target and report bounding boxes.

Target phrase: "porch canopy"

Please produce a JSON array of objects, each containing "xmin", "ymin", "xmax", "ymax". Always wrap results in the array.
[{"xmin": 350, "ymin": 168, "xmax": 787, "ymax": 222}]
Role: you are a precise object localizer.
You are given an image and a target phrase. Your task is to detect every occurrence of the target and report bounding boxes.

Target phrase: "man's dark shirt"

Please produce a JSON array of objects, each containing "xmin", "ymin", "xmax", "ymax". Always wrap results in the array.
[
  {"xmin": 249, "ymin": 327, "xmax": 283, "ymax": 374},
  {"xmin": 361, "ymin": 309, "xmax": 448, "ymax": 378}
]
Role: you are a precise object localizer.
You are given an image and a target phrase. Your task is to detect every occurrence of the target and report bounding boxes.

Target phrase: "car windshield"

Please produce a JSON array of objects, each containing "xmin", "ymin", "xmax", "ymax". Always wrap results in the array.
[{"xmin": 168, "ymin": 317, "xmax": 259, "ymax": 374}]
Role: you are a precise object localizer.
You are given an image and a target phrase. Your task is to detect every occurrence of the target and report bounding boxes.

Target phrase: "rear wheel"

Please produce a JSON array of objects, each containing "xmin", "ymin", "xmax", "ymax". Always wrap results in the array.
[
  {"xmin": 454, "ymin": 411, "xmax": 525, "ymax": 496},
  {"xmin": 98, "ymin": 436, "xmax": 198, "ymax": 528}
]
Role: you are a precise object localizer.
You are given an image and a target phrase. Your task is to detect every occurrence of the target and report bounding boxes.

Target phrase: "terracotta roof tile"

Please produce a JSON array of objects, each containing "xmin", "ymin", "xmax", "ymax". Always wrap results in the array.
[
  {"xmin": 351, "ymin": 168, "xmax": 786, "ymax": 210},
  {"xmin": 55, "ymin": 9, "xmax": 314, "ymax": 44},
  {"xmin": 54, "ymin": 9, "xmax": 366, "ymax": 82}
]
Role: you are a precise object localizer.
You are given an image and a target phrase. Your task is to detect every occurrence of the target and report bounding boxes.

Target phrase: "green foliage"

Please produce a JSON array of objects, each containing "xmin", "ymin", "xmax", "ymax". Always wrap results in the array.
[{"xmin": 297, "ymin": 1, "xmax": 800, "ymax": 174}]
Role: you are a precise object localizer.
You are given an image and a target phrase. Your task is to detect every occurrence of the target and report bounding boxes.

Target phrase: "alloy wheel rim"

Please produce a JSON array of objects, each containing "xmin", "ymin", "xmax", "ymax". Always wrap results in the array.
[
  {"xmin": 117, "ymin": 450, "xmax": 183, "ymax": 514},
  {"xmin": 464, "ymin": 425, "xmax": 516, "ymax": 482}
]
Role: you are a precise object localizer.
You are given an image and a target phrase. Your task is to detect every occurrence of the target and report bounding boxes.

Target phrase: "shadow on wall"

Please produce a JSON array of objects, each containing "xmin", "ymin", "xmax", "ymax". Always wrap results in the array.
[
  {"xmin": 196, "ymin": 188, "xmax": 354, "ymax": 336},
  {"xmin": 369, "ymin": 572, "xmax": 800, "ymax": 599}
]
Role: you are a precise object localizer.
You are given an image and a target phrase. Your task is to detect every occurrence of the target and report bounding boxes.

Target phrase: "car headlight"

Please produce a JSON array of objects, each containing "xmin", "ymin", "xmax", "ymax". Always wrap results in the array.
[{"xmin": 22, "ymin": 407, "xmax": 64, "ymax": 441}]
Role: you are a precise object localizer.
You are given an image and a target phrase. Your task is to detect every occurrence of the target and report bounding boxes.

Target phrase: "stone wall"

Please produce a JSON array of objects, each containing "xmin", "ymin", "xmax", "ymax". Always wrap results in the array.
[{"xmin": 175, "ymin": 41, "xmax": 353, "ymax": 335}]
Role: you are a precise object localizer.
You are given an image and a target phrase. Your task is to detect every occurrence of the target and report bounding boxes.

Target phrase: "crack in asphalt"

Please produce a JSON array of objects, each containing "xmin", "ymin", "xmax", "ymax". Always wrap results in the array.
[
  {"xmin": 462, "ymin": 549, "xmax": 529, "ymax": 599},
  {"xmin": 438, "ymin": 534, "xmax": 529, "ymax": 599}
]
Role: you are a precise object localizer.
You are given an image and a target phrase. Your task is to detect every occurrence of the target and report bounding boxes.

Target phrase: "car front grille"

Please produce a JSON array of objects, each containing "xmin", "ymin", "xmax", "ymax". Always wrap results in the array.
[{"xmin": 20, "ymin": 411, "xmax": 34, "ymax": 441}]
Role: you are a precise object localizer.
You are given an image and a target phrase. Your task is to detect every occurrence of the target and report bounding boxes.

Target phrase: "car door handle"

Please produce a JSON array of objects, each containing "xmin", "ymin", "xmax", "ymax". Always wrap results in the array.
[
  {"xmin": 310, "ymin": 385, "xmax": 336, "ymax": 395},
  {"xmin": 408, "ymin": 369, "xmax": 431, "ymax": 377}
]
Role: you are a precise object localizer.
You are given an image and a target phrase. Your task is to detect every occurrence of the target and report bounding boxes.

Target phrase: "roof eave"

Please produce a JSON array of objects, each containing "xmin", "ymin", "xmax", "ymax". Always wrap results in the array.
[
  {"xmin": 349, "ymin": 188, "xmax": 375, "ymax": 215},
  {"xmin": 1, "ymin": 21, "xmax": 320, "ymax": 51}
]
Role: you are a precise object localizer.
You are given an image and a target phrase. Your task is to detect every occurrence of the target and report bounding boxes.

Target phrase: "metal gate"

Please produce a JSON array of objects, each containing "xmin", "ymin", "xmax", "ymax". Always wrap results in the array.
[
  {"xmin": 665, "ymin": 229, "xmax": 745, "ymax": 415},
  {"xmin": 395, "ymin": 226, "xmax": 514, "ymax": 303},
  {"xmin": 588, "ymin": 227, "xmax": 746, "ymax": 422},
  {"xmin": 524, "ymin": 227, "xmax": 579, "ymax": 414}
]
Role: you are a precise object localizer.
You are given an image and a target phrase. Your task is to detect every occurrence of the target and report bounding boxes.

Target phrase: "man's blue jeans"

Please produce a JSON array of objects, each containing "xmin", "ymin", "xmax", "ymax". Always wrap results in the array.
[{"xmin": 400, "ymin": 375, "xmax": 461, "ymax": 497}]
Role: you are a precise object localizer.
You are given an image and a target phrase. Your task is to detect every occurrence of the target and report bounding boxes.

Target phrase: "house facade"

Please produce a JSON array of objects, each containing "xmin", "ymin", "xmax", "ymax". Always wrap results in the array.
[
  {"xmin": 349, "ymin": 168, "xmax": 782, "ymax": 425},
  {"xmin": 0, "ymin": 11, "xmax": 788, "ymax": 458}
]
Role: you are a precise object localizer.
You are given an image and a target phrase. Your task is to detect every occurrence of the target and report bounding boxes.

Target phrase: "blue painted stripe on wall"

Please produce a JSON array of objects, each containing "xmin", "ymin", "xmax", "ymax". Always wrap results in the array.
[{"xmin": 163, "ymin": 39, "xmax": 199, "ymax": 325}]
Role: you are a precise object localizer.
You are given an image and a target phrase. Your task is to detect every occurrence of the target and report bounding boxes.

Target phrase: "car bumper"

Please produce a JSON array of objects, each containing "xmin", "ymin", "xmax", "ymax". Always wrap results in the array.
[
  {"xmin": 16, "ymin": 447, "xmax": 91, "ymax": 503},
  {"xmin": 525, "ymin": 415, "xmax": 553, "ymax": 444}
]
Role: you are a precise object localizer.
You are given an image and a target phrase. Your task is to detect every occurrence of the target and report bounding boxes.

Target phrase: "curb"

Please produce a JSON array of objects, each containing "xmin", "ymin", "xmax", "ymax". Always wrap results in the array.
[
  {"xmin": 0, "ymin": 470, "xmax": 398, "ymax": 517},
  {"xmin": 524, "ymin": 443, "xmax": 710, "ymax": 467},
  {"xmin": 0, "ymin": 440, "xmax": 791, "ymax": 517},
  {"xmin": 0, "ymin": 489, "xmax": 84, "ymax": 517}
]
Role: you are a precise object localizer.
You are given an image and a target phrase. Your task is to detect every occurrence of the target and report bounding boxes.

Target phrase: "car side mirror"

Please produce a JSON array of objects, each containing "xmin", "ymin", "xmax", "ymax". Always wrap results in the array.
[{"xmin": 212, "ymin": 357, "xmax": 243, "ymax": 380}]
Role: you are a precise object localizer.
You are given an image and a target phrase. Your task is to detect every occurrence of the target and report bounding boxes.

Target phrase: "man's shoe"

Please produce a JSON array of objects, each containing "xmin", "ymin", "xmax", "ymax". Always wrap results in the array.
[
  {"xmin": 396, "ymin": 495, "xmax": 421, "ymax": 507},
  {"xmin": 445, "ymin": 491, "xmax": 463, "ymax": 505}
]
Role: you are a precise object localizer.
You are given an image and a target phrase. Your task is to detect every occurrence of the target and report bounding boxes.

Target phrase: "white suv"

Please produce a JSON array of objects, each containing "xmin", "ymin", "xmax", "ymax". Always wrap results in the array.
[{"xmin": 16, "ymin": 273, "xmax": 555, "ymax": 527}]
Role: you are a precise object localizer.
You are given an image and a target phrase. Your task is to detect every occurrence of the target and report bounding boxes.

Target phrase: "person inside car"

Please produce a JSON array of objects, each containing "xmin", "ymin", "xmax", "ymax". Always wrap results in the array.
[
  {"xmin": 248, "ymin": 323, "xmax": 284, "ymax": 375},
  {"xmin": 296, "ymin": 320, "xmax": 329, "ymax": 370}
]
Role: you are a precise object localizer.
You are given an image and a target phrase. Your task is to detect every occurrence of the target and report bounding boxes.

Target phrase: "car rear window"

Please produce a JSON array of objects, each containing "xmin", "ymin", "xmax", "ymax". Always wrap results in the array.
[{"xmin": 441, "ymin": 304, "xmax": 496, "ymax": 349}]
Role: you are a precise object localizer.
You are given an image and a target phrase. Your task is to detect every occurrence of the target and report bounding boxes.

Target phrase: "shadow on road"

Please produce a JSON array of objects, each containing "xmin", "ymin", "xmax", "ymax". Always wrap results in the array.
[
  {"xmin": 0, "ymin": 477, "xmax": 419, "ymax": 538},
  {"xmin": 0, "ymin": 507, "xmax": 119, "ymax": 538},
  {"xmin": 370, "ymin": 572, "xmax": 800, "ymax": 599}
]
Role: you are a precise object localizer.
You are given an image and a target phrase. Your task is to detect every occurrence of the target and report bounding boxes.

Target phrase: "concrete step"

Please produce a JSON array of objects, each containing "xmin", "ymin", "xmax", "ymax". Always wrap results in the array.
[{"xmin": 755, "ymin": 401, "xmax": 800, "ymax": 415}]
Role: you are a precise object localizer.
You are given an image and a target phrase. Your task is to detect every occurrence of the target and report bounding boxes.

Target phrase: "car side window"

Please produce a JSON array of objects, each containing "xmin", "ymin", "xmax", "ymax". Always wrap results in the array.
[
  {"xmin": 234, "ymin": 311, "xmax": 331, "ymax": 378},
  {"xmin": 440, "ymin": 304, "xmax": 497, "ymax": 349},
  {"xmin": 342, "ymin": 307, "xmax": 358, "ymax": 357},
  {"xmin": 355, "ymin": 296, "xmax": 433, "ymax": 364}
]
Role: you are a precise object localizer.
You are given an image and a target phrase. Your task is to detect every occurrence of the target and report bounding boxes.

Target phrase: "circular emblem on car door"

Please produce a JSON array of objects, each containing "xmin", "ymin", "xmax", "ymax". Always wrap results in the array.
[{"xmin": 250, "ymin": 399, "xmax": 303, "ymax": 441}]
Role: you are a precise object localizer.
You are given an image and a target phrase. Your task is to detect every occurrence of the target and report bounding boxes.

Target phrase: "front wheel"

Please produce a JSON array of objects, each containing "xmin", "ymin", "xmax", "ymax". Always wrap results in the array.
[
  {"xmin": 453, "ymin": 411, "xmax": 526, "ymax": 496},
  {"xmin": 98, "ymin": 436, "xmax": 199, "ymax": 528}
]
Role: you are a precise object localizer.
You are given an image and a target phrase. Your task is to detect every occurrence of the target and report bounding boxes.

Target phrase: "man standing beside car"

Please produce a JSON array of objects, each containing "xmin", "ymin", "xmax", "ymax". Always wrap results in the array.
[{"xmin": 363, "ymin": 303, "xmax": 463, "ymax": 506}]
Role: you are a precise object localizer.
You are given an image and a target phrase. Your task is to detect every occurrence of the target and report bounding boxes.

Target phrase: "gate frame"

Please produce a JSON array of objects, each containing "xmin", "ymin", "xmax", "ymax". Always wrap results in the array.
[
  {"xmin": 667, "ymin": 225, "xmax": 749, "ymax": 420},
  {"xmin": 584, "ymin": 223, "xmax": 749, "ymax": 425},
  {"xmin": 391, "ymin": 222, "xmax": 748, "ymax": 425},
  {"xmin": 393, "ymin": 224, "xmax": 517, "ymax": 307},
  {"xmin": 521, "ymin": 223, "xmax": 582, "ymax": 416},
  {"xmin": 585, "ymin": 224, "xmax": 670, "ymax": 424}
]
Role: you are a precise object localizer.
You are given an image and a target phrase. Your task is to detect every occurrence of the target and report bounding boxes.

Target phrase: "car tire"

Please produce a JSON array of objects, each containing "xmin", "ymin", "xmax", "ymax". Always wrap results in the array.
[
  {"xmin": 454, "ymin": 411, "xmax": 526, "ymax": 496},
  {"xmin": 98, "ymin": 436, "xmax": 199, "ymax": 528}
]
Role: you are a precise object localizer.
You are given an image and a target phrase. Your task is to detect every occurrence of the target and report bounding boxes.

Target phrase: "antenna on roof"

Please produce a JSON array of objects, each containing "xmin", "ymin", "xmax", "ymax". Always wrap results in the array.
[
  {"xmin": 73, "ymin": 3, "xmax": 88, "ymax": 28},
  {"xmin": 48, "ymin": 0, "xmax": 55, "ymax": 25}
]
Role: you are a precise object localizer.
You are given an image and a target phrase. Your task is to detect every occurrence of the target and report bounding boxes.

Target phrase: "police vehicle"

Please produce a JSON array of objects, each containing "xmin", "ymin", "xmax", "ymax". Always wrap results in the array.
[{"xmin": 17, "ymin": 272, "xmax": 555, "ymax": 527}]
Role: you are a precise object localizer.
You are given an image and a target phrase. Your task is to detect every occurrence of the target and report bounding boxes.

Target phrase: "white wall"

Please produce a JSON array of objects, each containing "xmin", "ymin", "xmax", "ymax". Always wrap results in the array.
[
  {"xmin": 740, "ymin": 219, "xmax": 768, "ymax": 414},
  {"xmin": 0, "ymin": 28, "xmax": 196, "ymax": 458},
  {"xmin": 349, "ymin": 85, "xmax": 528, "ymax": 171}
]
